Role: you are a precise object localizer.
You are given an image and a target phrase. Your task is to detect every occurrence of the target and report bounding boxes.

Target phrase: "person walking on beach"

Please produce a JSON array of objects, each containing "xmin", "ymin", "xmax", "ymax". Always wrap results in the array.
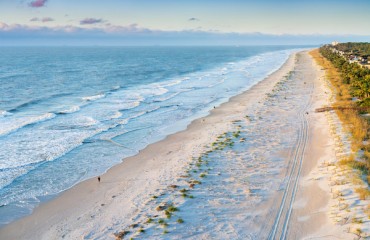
[{"xmin": 98, "ymin": 176, "xmax": 101, "ymax": 182}]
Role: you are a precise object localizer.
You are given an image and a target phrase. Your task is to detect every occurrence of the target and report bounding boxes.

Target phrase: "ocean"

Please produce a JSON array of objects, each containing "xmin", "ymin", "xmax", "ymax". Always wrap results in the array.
[{"xmin": 0, "ymin": 46, "xmax": 305, "ymax": 226}]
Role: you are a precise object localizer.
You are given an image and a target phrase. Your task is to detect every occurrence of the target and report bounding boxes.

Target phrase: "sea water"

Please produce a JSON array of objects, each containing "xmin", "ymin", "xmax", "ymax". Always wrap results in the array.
[{"xmin": 0, "ymin": 46, "xmax": 307, "ymax": 226}]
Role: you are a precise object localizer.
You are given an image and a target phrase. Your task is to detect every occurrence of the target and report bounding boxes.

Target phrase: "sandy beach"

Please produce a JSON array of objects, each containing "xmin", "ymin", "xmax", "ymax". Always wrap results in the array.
[{"xmin": 0, "ymin": 50, "xmax": 357, "ymax": 239}]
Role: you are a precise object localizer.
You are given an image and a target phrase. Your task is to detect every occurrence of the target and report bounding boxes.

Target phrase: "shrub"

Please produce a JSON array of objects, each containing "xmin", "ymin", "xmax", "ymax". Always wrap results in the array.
[
  {"xmin": 114, "ymin": 230, "xmax": 130, "ymax": 239},
  {"xmin": 355, "ymin": 188, "xmax": 370, "ymax": 200}
]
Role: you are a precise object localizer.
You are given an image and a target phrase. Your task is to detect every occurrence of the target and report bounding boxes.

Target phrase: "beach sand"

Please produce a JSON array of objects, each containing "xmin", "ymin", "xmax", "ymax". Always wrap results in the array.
[
  {"xmin": 286, "ymin": 52, "xmax": 354, "ymax": 239},
  {"xmin": 0, "ymin": 50, "xmax": 353, "ymax": 239}
]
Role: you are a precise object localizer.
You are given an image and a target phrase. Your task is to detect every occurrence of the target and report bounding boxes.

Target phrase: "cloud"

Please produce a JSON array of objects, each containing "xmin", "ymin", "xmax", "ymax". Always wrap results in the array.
[
  {"xmin": 80, "ymin": 18, "xmax": 104, "ymax": 25},
  {"xmin": 188, "ymin": 17, "xmax": 200, "ymax": 22},
  {"xmin": 29, "ymin": 0, "xmax": 48, "ymax": 8},
  {"xmin": 29, "ymin": 17, "xmax": 54, "ymax": 23},
  {"xmin": 42, "ymin": 17, "xmax": 54, "ymax": 22},
  {"xmin": 0, "ymin": 21, "xmax": 369, "ymax": 46}
]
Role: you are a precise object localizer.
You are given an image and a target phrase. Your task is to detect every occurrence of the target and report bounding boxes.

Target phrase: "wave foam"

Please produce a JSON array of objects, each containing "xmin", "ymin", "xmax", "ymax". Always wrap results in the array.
[
  {"xmin": 0, "ymin": 110, "xmax": 12, "ymax": 117},
  {"xmin": 0, "ymin": 113, "xmax": 56, "ymax": 136},
  {"xmin": 58, "ymin": 106, "xmax": 80, "ymax": 114},
  {"xmin": 82, "ymin": 94, "xmax": 105, "ymax": 101}
]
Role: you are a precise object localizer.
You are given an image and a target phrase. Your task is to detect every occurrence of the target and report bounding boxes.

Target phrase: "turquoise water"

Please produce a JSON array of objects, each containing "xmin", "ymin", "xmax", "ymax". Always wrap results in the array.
[{"xmin": 0, "ymin": 46, "xmax": 305, "ymax": 226}]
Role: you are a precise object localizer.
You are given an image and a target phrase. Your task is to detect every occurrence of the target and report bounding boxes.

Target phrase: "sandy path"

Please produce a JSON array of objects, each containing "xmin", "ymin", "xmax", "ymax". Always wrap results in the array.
[
  {"xmin": 268, "ymin": 52, "xmax": 314, "ymax": 239},
  {"xmin": 286, "ymin": 52, "xmax": 354, "ymax": 239},
  {"xmin": 0, "ymin": 50, "xmax": 351, "ymax": 240}
]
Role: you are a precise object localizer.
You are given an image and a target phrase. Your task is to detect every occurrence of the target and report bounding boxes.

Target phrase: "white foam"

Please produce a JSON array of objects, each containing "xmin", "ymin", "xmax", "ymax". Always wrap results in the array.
[
  {"xmin": 0, "ymin": 123, "xmax": 94, "ymax": 169},
  {"xmin": 138, "ymin": 86, "xmax": 168, "ymax": 96},
  {"xmin": 153, "ymin": 92, "xmax": 182, "ymax": 102},
  {"xmin": 0, "ymin": 110, "xmax": 11, "ymax": 117},
  {"xmin": 82, "ymin": 93, "xmax": 105, "ymax": 101},
  {"xmin": 0, "ymin": 113, "xmax": 56, "ymax": 136},
  {"xmin": 59, "ymin": 106, "xmax": 80, "ymax": 114},
  {"xmin": 110, "ymin": 111, "xmax": 122, "ymax": 119}
]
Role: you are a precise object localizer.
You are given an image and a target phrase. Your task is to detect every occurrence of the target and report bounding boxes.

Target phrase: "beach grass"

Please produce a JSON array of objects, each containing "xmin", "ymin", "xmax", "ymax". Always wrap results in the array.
[
  {"xmin": 131, "ymin": 122, "xmax": 247, "ymax": 237},
  {"xmin": 310, "ymin": 48, "xmax": 370, "ymax": 186},
  {"xmin": 355, "ymin": 188, "xmax": 370, "ymax": 200},
  {"xmin": 113, "ymin": 230, "xmax": 130, "ymax": 239}
]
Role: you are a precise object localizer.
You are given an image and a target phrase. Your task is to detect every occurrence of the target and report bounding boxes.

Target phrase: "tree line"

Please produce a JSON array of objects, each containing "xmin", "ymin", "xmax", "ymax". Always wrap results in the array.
[
  {"xmin": 320, "ymin": 46, "xmax": 370, "ymax": 106},
  {"xmin": 334, "ymin": 42, "xmax": 370, "ymax": 56}
]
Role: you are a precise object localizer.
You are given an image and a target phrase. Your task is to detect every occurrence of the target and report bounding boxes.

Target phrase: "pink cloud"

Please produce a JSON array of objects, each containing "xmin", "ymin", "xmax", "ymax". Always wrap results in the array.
[
  {"xmin": 29, "ymin": 0, "xmax": 48, "ymax": 8},
  {"xmin": 0, "ymin": 21, "xmax": 159, "ymax": 35},
  {"xmin": 0, "ymin": 22, "xmax": 43, "ymax": 31},
  {"xmin": 80, "ymin": 18, "xmax": 104, "ymax": 25}
]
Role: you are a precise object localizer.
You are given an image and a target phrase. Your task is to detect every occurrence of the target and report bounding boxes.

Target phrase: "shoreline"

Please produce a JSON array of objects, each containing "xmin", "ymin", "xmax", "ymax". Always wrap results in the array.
[
  {"xmin": 0, "ymin": 49, "xmax": 292, "ymax": 228},
  {"xmin": 0, "ymin": 51, "xmax": 297, "ymax": 239},
  {"xmin": 0, "ymin": 49, "xmax": 354, "ymax": 239}
]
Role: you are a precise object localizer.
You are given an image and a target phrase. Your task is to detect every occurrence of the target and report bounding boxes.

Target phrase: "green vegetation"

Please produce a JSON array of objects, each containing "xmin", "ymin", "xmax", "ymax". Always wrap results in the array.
[
  {"xmin": 164, "ymin": 210, "xmax": 172, "ymax": 218},
  {"xmin": 355, "ymin": 188, "xmax": 370, "ymax": 200},
  {"xmin": 158, "ymin": 219, "xmax": 167, "ymax": 227},
  {"xmin": 114, "ymin": 230, "xmax": 130, "ymax": 240},
  {"xmin": 179, "ymin": 188, "xmax": 188, "ymax": 193},
  {"xmin": 139, "ymin": 124, "xmax": 247, "ymax": 236},
  {"xmin": 334, "ymin": 42, "xmax": 370, "ymax": 56},
  {"xmin": 320, "ymin": 45, "xmax": 370, "ymax": 104},
  {"xmin": 311, "ymin": 47, "xmax": 370, "ymax": 204},
  {"xmin": 316, "ymin": 47, "xmax": 370, "ymax": 182},
  {"xmin": 167, "ymin": 205, "xmax": 178, "ymax": 212}
]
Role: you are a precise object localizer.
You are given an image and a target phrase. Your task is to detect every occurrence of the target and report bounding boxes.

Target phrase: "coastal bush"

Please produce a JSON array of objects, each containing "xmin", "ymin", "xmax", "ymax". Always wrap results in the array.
[
  {"xmin": 165, "ymin": 210, "xmax": 172, "ymax": 218},
  {"xmin": 365, "ymin": 204, "xmax": 370, "ymax": 219},
  {"xmin": 179, "ymin": 188, "xmax": 188, "ymax": 193},
  {"xmin": 158, "ymin": 219, "xmax": 168, "ymax": 227},
  {"xmin": 312, "ymin": 47, "xmax": 370, "ymax": 193},
  {"xmin": 167, "ymin": 205, "xmax": 178, "ymax": 212},
  {"xmin": 355, "ymin": 188, "xmax": 370, "ymax": 200},
  {"xmin": 355, "ymin": 228, "xmax": 363, "ymax": 237},
  {"xmin": 189, "ymin": 180, "xmax": 201, "ymax": 185},
  {"xmin": 114, "ymin": 230, "xmax": 130, "ymax": 239}
]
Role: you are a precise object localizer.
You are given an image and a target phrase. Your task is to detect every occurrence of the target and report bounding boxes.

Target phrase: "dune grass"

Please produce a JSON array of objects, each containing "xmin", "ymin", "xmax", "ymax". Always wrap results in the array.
[
  {"xmin": 310, "ymin": 48, "xmax": 370, "ymax": 215},
  {"xmin": 310, "ymin": 49, "xmax": 369, "ymax": 172}
]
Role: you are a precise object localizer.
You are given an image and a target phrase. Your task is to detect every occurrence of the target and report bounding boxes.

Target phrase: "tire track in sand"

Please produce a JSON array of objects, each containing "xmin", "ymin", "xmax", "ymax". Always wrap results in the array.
[{"xmin": 268, "ymin": 58, "xmax": 314, "ymax": 240}]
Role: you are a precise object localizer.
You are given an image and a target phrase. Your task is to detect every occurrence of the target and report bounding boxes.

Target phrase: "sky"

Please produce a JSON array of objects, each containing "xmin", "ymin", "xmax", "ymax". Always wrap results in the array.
[{"xmin": 0, "ymin": 0, "xmax": 369, "ymax": 45}]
